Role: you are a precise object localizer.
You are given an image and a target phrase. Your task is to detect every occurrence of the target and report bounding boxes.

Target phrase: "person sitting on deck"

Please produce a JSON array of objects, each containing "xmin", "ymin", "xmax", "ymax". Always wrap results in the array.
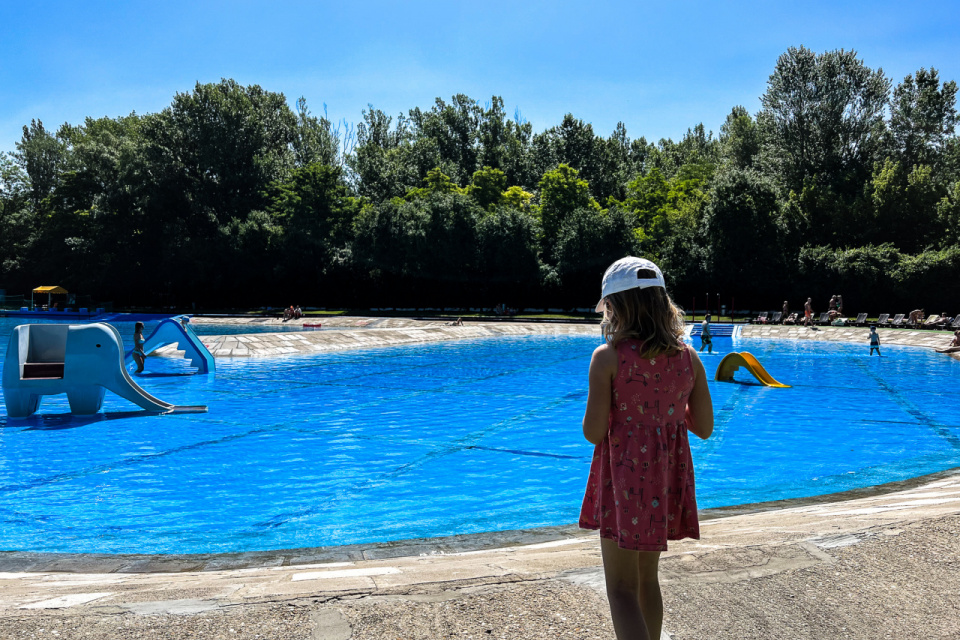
[
  {"xmin": 935, "ymin": 330, "xmax": 960, "ymax": 353},
  {"xmin": 931, "ymin": 312, "xmax": 952, "ymax": 328}
]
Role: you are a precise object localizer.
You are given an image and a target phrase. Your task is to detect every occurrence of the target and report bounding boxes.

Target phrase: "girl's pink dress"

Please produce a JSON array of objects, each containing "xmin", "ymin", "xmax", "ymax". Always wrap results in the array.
[{"xmin": 579, "ymin": 339, "xmax": 700, "ymax": 551}]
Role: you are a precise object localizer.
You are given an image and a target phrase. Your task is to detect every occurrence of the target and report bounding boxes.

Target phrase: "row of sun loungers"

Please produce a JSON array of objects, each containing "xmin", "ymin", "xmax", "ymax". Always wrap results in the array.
[{"xmin": 751, "ymin": 311, "xmax": 960, "ymax": 329}]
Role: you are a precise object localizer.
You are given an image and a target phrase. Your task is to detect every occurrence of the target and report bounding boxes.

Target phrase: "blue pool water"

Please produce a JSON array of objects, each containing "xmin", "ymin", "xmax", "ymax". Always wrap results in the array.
[{"xmin": 1, "ymin": 318, "xmax": 959, "ymax": 554}]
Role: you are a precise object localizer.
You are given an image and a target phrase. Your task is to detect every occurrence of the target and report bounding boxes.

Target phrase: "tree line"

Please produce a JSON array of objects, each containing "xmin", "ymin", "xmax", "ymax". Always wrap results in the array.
[{"xmin": 1, "ymin": 46, "xmax": 958, "ymax": 313}]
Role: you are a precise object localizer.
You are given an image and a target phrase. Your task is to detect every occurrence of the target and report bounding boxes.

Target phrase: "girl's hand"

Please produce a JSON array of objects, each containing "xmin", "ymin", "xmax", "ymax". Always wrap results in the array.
[
  {"xmin": 685, "ymin": 347, "xmax": 714, "ymax": 439},
  {"xmin": 582, "ymin": 343, "xmax": 618, "ymax": 445}
]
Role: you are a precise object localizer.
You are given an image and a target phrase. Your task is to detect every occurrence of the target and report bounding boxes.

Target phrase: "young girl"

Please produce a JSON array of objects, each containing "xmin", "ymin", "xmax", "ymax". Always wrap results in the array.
[
  {"xmin": 132, "ymin": 322, "xmax": 147, "ymax": 374},
  {"xmin": 580, "ymin": 256, "xmax": 714, "ymax": 640}
]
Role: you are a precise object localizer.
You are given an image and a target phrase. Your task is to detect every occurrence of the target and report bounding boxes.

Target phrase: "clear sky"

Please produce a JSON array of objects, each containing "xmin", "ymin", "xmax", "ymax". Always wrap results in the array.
[{"xmin": 1, "ymin": 0, "xmax": 958, "ymax": 155}]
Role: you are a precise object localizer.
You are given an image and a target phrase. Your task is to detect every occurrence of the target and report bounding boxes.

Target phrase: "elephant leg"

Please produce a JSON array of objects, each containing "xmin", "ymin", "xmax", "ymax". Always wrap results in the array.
[
  {"xmin": 4, "ymin": 390, "xmax": 42, "ymax": 418},
  {"xmin": 67, "ymin": 386, "xmax": 106, "ymax": 415}
]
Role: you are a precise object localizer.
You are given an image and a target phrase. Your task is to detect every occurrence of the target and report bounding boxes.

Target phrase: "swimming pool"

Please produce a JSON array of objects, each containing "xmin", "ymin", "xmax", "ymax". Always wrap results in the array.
[{"xmin": 1, "ymin": 319, "xmax": 958, "ymax": 554}]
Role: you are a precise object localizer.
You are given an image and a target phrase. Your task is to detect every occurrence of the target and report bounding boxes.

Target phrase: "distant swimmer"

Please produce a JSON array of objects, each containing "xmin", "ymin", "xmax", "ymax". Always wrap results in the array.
[
  {"xmin": 869, "ymin": 325, "xmax": 881, "ymax": 356},
  {"xmin": 699, "ymin": 314, "xmax": 713, "ymax": 353}
]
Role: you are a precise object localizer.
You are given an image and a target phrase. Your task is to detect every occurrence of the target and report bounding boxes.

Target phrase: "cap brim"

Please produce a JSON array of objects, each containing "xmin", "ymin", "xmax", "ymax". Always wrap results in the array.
[{"xmin": 595, "ymin": 299, "xmax": 605, "ymax": 313}]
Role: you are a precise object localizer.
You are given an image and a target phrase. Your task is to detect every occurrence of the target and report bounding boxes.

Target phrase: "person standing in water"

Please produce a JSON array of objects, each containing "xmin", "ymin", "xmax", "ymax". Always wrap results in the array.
[
  {"xmin": 581, "ymin": 256, "xmax": 714, "ymax": 640},
  {"xmin": 132, "ymin": 321, "xmax": 147, "ymax": 373},
  {"xmin": 699, "ymin": 313, "xmax": 713, "ymax": 353},
  {"xmin": 869, "ymin": 325, "xmax": 882, "ymax": 356}
]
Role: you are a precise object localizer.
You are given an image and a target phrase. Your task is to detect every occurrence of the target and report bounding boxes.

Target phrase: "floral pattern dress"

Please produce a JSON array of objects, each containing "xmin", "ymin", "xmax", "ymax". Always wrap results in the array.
[{"xmin": 579, "ymin": 339, "xmax": 700, "ymax": 551}]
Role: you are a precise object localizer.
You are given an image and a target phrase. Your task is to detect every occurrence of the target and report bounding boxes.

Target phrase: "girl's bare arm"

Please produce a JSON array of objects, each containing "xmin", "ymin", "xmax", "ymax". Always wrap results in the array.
[
  {"xmin": 685, "ymin": 347, "xmax": 714, "ymax": 440},
  {"xmin": 582, "ymin": 344, "xmax": 618, "ymax": 445}
]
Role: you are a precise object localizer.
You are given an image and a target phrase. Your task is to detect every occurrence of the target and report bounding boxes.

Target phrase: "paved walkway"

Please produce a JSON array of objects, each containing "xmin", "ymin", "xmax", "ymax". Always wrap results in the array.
[
  {"xmin": 188, "ymin": 317, "xmax": 598, "ymax": 357},
  {"xmin": 741, "ymin": 323, "xmax": 957, "ymax": 350},
  {"xmin": 1, "ymin": 470, "xmax": 958, "ymax": 638},
  {"xmin": 186, "ymin": 317, "xmax": 958, "ymax": 359}
]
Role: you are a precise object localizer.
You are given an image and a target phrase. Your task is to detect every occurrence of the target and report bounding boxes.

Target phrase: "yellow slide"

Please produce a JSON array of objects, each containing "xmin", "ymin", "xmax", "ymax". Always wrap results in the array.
[{"xmin": 714, "ymin": 352, "xmax": 791, "ymax": 388}]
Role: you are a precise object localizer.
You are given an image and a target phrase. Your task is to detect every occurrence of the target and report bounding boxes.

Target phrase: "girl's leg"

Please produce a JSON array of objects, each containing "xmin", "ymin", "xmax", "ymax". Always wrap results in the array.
[
  {"xmin": 600, "ymin": 538, "xmax": 661, "ymax": 640},
  {"xmin": 637, "ymin": 550, "xmax": 663, "ymax": 639}
]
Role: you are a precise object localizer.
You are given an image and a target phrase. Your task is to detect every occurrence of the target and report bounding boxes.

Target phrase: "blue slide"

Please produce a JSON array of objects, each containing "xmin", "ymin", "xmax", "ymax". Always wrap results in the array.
[{"xmin": 126, "ymin": 317, "xmax": 216, "ymax": 374}]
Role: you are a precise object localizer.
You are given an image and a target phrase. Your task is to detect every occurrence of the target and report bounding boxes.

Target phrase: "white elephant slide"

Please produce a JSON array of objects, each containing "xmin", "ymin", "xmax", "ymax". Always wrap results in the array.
[
  {"xmin": 2, "ymin": 323, "xmax": 208, "ymax": 418},
  {"xmin": 126, "ymin": 316, "xmax": 215, "ymax": 374}
]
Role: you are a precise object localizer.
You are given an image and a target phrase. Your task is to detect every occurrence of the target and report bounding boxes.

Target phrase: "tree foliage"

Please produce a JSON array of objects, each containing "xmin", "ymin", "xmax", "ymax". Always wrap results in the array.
[{"xmin": 1, "ymin": 49, "xmax": 959, "ymax": 311}]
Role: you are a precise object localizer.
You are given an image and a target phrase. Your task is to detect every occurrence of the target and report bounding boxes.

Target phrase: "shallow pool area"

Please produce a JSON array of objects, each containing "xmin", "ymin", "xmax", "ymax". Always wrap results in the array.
[{"xmin": 1, "ymin": 318, "xmax": 959, "ymax": 555}]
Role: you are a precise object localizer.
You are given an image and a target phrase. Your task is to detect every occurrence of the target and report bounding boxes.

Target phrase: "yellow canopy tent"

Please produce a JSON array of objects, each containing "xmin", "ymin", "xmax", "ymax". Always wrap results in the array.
[{"xmin": 32, "ymin": 286, "xmax": 69, "ymax": 309}]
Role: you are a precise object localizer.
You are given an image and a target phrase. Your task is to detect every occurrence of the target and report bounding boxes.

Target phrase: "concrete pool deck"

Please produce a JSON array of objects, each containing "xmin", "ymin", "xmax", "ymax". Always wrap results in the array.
[
  {"xmin": 4, "ymin": 318, "xmax": 959, "ymax": 638},
  {"xmin": 1, "ymin": 469, "xmax": 958, "ymax": 638}
]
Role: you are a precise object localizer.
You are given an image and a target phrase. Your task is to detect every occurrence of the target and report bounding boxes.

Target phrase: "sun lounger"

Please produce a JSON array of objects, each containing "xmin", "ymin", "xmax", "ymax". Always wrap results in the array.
[
  {"xmin": 854, "ymin": 313, "xmax": 868, "ymax": 326},
  {"xmin": 782, "ymin": 312, "xmax": 798, "ymax": 325},
  {"xmin": 817, "ymin": 312, "xmax": 830, "ymax": 325},
  {"xmin": 771, "ymin": 312, "xmax": 782, "ymax": 323},
  {"xmin": 922, "ymin": 315, "xmax": 942, "ymax": 329},
  {"xmin": 951, "ymin": 316, "xmax": 960, "ymax": 330},
  {"xmin": 890, "ymin": 313, "xmax": 906, "ymax": 327},
  {"xmin": 877, "ymin": 313, "xmax": 890, "ymax": 326},
  {"xmin": 754, "ymin": 311, "xmax": 768, "ymax": 324}
]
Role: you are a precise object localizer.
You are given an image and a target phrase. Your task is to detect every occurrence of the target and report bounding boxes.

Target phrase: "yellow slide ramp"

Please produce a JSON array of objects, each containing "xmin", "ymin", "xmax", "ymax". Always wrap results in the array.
[{"xmin": 714, "ymin": 352, "xmax": 791, "ymax": 388}]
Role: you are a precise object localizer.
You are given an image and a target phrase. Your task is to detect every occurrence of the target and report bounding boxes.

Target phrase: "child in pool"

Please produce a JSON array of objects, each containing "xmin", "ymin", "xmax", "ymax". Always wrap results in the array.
[
  {"xmin": 580, "ymin": 256, "xmax": 714, "ymax": 640},
  {"xmin": 132, "ymin": 321, "xmax": 146, "ymax": 373},
  {"xmin": 869, "ymin": 325, "xmax": 881, "ymax": 356}
]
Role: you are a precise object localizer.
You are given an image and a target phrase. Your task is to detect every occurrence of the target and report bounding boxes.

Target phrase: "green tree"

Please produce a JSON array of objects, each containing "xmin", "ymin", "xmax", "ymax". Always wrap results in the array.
[
  {"xmin": 476, "ymin": 205, "xmax": 541, "ymax": 297},
  {"xmin": 406, "ymin": 167, "xmax": 463, "ymax": 200},
  {"xmin": 701, "ymin": 167, "xmax": 782, "ymax": 294},
  {"xmin": 538, "ymin": 163, "xmax": 599, "ymax": 259},
  {"xmin": 13, "ymin": 119, "xmax": 66, "ymax": 210},
  {"xmin": 351, "ymin": 107, "xmax": 419, "ymax": 201},
  {"xmin": 937, "ymin": 181, "xmax": 960, "ymax": 246},
  {"xmin": 552, "ymin": 206, "xmax": 640, "ymax": 304},
  {"xmin": 502, "ymin": 185, "xmax": 533, "ymax": 210},
  {"xmin": 465, "ymin": 166, "xmax": 507, "ymax": 210},
  {"xmin": 293, "ymin": 97, "xmax": 350, "ymax": 168},
  {"xmin": 869, "ymin": 160, "xmax": 943, "ymax": 252},
  {"xmin": 760, "ymin": 47, "xmax": 890, "ymax": 197},
  {"xmin": 889, "ymin": 68, "xmax": 958, "ymax": 169},
  {"xmin": 268, "ymin": 163, "xmax": 361, "ymax": 289},
  {"xmin": 719, "ymin": 106, "xmax": 760, "ymax": 169},
  {"xmin": 0, "ymin": 152, "xmax": 35, "ymax": 280},
  {"xmin": 146, "ymin": 79, "xmax": 298, "ymax": 224}
]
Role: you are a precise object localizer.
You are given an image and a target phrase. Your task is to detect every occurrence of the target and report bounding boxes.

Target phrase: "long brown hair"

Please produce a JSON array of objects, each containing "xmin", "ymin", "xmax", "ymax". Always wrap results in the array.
[{"xmin": 601, "ymin": 272, "xmax": 685, "ymax": 357}]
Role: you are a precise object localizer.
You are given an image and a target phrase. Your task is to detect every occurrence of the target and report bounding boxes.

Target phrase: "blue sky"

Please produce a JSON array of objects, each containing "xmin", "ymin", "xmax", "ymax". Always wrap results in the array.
[{"xmin": 1, "ymin": 0, "xmax": 958, "ymax": 155}]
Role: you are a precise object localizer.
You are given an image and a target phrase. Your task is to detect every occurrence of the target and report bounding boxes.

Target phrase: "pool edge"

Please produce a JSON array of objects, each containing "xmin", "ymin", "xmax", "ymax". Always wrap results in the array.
[{"xmin": 4, "ymin": 465, "xmax": 958, "ymax": 574}]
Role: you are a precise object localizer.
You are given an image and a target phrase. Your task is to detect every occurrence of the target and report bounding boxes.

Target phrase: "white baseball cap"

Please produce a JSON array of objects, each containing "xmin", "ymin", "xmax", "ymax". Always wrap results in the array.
[{"xmin": 595, "ymin": 256, "xmax": 665, "ymax": 312}]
